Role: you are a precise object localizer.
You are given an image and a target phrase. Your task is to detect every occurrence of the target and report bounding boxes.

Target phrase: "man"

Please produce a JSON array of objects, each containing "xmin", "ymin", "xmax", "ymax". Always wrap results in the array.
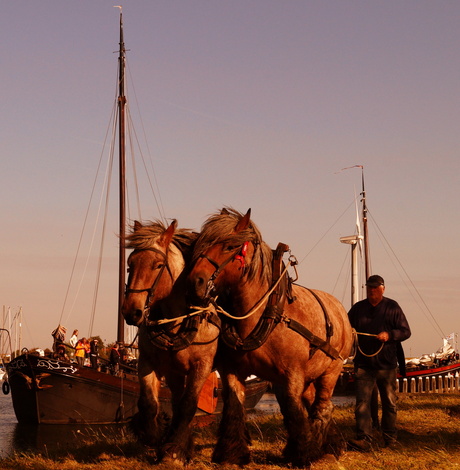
[
  {"xmin": 348, "ymin": 275, "xmax": 411, "ymax": 450},
  {"xmin": 89, "ymin": 338, "xmax": 99, "ymax": 369},
  {"xmin": 109, "ymin": 342, "xmax": 121, "ymax": 375}
]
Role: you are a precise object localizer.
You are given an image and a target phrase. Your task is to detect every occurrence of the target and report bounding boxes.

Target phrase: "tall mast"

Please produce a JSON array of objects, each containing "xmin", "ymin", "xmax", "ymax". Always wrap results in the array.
[
  {"xmin": 117, "ymin": 11, "xmax": 126, "ymax": 344},
  {"xmin": 340, "ymin": 165, "xmax": 367, "ymax": 306},
  {"xmin": 361, "ymin": 168, "xmax": 370, "ymax": 281}
]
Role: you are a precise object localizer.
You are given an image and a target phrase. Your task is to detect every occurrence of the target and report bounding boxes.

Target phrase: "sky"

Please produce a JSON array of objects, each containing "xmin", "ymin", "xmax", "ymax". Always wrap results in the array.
[{"xmin": 1, "ymin": 1, "xmax": 459, "ymax": 358}]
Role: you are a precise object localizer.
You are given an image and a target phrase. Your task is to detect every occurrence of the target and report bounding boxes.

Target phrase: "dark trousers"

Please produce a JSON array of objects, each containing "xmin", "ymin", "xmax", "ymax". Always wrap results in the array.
[
  {"xmin": 90, "ymin": 354, "xmax": 98, "ymax": 369},
  {"xmin": 355, "ymin": 367, "xmax": 397, "ymax": 442}
]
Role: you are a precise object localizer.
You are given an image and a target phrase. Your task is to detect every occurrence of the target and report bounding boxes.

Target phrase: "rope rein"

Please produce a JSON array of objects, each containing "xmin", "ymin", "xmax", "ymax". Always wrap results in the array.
[
  {"xmin": 152, "ymin": 255, "xmax": 297, "ymax": 326},
  {"xmin": 190, "ymin": 255, "xmax": 297, "ymax": 321},
  {"xmin": 354, "ymin": 330, "xmax": 385, "ymax": 357}
]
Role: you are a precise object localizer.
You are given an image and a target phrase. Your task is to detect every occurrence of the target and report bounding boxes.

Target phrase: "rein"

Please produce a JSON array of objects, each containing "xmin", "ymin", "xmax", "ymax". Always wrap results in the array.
[
  {"xmin": 190, "ymin": 254, "xmax": 297, "ymax": 321},
  {"xmin": 354, "ymin": 330, "xmax": 384, "ymax": 357}
]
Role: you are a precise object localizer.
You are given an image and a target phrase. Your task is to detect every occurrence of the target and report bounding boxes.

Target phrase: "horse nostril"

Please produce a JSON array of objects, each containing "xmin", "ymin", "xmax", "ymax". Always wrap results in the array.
[
  {"xmin": 123, "ymin": 309, "xmax": 144, "ymax": 326},
  {"xmin": 195, "ymin": 275, "xmax": 207, "ymax": 293}
]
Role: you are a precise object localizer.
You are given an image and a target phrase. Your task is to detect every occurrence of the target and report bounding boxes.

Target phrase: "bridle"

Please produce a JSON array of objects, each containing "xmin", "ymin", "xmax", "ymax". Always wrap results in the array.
[
  {"xmin": 125, "ymin": 246, "xmax": 174, "ymax": 318},
  {"xmin": 197, "ymin": 241, "xmax": 249, "ymax": 301}
]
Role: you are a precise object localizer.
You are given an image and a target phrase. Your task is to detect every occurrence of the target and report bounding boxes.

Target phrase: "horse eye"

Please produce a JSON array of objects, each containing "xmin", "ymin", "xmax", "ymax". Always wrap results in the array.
[{"xmin": 155, "ymin": 263, "xmax": 164, "ymax": 270}]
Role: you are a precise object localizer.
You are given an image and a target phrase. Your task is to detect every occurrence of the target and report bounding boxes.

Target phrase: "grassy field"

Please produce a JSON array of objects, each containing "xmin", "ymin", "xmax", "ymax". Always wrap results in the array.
[{"xmin": 1, "ymin": 394, "xmax": 460, "ymax": 469}]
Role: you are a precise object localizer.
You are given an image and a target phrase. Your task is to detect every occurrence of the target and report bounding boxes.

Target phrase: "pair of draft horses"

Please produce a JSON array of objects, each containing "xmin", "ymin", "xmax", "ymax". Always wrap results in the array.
[{"xmin": 122, "ymin": 207, "xmax": 353, "ymax": 468}]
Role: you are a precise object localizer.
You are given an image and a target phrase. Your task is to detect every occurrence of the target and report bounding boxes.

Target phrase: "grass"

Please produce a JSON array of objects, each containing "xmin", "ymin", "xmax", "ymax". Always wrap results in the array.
[{"xmin": 2, "ymin": 394, "xmax": 460, "ymax": 469}]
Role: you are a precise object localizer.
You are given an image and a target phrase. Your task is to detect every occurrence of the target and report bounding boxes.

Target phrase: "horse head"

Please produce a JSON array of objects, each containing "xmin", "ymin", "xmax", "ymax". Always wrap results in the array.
[
  {"xmin": 188, "ymin": 207, "xmax": 271, "ymax": 306},
  {"xmin": 122, "ymin": 219, "xmax": 186, "ymax": 326}
]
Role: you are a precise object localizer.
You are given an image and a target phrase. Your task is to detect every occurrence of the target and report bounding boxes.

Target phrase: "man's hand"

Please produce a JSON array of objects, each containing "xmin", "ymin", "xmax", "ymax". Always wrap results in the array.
[{"xmin": 377, "ymin": 331, "xmax": 390, "ymax": 342}]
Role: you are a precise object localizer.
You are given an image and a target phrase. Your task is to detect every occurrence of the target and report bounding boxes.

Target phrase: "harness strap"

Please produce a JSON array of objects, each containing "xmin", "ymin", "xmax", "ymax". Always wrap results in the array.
[
  {"xmin": 220, "ymin": 242, "xmax": 288, "ymax": 351},
  {"xmin": 217, "ymin": 243, "xmax": 342, "ymax": 361},
  {"xmin": 147, "ymin": 310, "xmax": 220, "ymax": 351},
  {"xmin": 305, "ymin": 288, "xmax": 334, "ymax": 339},
  {"xmin": 285, "ymin": 318, "xmax": 342, "ymax": 360}
]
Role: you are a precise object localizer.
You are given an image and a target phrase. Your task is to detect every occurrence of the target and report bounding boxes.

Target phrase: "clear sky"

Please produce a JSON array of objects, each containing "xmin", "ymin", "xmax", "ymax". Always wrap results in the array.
[{"xmin": 2, "ymin": 1, "xmax": 459, "ymax": 358}]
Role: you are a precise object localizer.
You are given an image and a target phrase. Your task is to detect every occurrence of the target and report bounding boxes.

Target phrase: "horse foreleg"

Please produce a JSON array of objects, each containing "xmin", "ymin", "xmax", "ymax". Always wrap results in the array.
[
  {"xmin": 275, "ymin": 381, "xmax": 314, "ymax": 467},
  {"xmin": 161, "ymin": 364, "xmax": 214, "ymax": 464},
  {"xmin": 212, "ymin": 372, "xmax": 251, "ymax": 465},
  {"xmin": 132, "ymin": 366, "xmax": 167, "ymax": 447}
]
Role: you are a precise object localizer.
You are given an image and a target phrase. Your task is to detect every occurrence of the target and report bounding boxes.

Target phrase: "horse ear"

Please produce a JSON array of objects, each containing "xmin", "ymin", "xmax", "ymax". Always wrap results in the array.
[
  {"xmin": 220, "ymin": 208, "xmax": 229, "ymax": 215},
  {"xmin": 133, "ymin": 220, "xmax": 143, "ymax": 232},
  {"xmin": 234, "ymin": 208, "xmax": 251, "ymax": 233},
  {"xmin": 159, "ymin": 219, "xmax": 177, "ymax": 246}
]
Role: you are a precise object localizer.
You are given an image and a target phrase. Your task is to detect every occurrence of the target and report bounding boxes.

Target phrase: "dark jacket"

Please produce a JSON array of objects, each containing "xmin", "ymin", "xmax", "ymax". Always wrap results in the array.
[{"xmin": 348, "ymin": 296, "xmax": 411, "ymax": 370}]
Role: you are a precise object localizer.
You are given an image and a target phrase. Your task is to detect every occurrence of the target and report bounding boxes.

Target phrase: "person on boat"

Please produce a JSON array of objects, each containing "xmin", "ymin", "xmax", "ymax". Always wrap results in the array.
[
  {"xmin": 53, "ymin": 343, "xmax": 70, "ymax": 362},
  {"xmin": 69, "ymin": 329, "xmax": 79, "ymax": 359},
  {"xmin": 90, "ymin": 338, "xmax": 99, "ymax": 369},
  {"xmin": 69, "ymin": 330, "xmax": 79, "ymax": 348},
  {"xmin": 75, "ymin": 338, "xmax": 87, "ymax": 367},
  {"xmin": 51, "ymin": 324, "xmax": 67, "ymax": 353},
  {"xmin": 109, "ymin": 342, "xmax": 121, "ymax": 375},
  {"xmin": 347, "ymin": 274, "xmax": 411, "ymax": 451}
]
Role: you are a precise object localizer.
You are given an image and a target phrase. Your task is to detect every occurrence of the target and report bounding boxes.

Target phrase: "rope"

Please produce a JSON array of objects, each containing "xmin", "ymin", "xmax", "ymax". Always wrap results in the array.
[
  {"xmin": 148, "ymin": 308, "xmax": 208, "ymax": 326},
  {"xmin": 152, "ymin": 254, "xmax": 296, "ymax": 326},
  {"xmin": 355, "ymin": 330, "xmax": 385, "ymax": 357},
  {"xmin": 189, "ymin": 258, "xmax": 294, "ymax": 322}
]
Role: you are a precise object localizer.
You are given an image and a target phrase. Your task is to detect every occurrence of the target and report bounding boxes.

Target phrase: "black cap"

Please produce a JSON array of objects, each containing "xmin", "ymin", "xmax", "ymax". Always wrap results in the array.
[{"xmin": 366, "ymin": 275, "xmax": 385, "ymax": 287}]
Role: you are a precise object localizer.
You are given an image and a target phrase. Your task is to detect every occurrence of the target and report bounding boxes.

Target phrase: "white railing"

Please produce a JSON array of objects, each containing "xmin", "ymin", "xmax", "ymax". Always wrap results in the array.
[{"xmin": 399, "ymin": 372, "xmax": 460, "ymax": 393}]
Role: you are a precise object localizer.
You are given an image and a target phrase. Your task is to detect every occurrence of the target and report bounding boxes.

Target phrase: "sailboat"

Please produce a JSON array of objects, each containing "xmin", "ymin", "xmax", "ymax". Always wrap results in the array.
[
  {"xmin": 5, "ymin": 11, "xmax": 267, "ymax": 425},
  {"xmin": 336, "ymin": 166, "xmax": 460, "ymax": 394}
]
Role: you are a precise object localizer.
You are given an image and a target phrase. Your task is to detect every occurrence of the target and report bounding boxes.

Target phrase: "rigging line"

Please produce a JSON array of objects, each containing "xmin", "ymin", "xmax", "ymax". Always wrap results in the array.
[
  {"xmin": 125, "ymin": 108, "xmax": 166, "ymax": 222},
  {"xmin": 89, "ymin": 100, "xmax": 119, "ymax": 338},
  {"xmin": 368, "ymin": 210, "xmax": 446, "ymax": 339},
  {"xmin": 298, "ymin": 198, "xmax": 356, "ymax": 266},
  {"xmin": 331, "ymin": 247, "xmax": 352, "ymax": 307},
  {"xmin": 65, "ymin": 134, "xmax": 115, "ymax": 328},
  {"xmin": 126, "ymin": 62, "xmax": 167, "ymax": 222},
  {"xmin": 59, "ymin": 96, "xmax": 119, "ymax": 328},
  {"xmin": 88, "ymin": 132, "xmax": 114, "ymax": 337},
  {"xmin": 125, "ymin": 114, "xmax": 140, "ymax": 221}
]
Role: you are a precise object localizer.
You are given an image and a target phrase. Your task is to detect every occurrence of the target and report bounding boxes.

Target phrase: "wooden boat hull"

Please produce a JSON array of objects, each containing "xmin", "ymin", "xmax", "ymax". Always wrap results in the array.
[{"xmin": 6, "ymin": 353, "xmax": 269, "ymax": 425}]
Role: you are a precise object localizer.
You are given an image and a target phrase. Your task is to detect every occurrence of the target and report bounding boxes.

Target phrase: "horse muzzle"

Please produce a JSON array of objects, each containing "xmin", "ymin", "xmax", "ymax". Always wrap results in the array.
[
  {"xmin": 121, "ymin": 305, "xmax": 147, "ymax": 326},
  {"xmin": 186, "ymin": 271, "xmax": 216, "ymax": 306}
]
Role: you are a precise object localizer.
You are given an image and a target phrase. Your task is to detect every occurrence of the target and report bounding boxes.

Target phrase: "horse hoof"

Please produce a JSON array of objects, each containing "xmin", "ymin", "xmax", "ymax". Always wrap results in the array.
[
  {"xmin": 160, "ymin": 443, "xmax": 188, "ymax": 466},
  {"xmin": 160, "ymin": 454, "xmax": 185, "ymax": 468},
  {"xmin": 212, "ymin": 451, "xmax": 251, "ymax": 466}
]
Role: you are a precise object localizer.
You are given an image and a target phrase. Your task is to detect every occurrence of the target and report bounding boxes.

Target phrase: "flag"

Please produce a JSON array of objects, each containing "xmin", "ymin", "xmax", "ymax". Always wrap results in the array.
[{"xmin": 445, "ymin": 332, "xmax": 455, "ymax": 341}]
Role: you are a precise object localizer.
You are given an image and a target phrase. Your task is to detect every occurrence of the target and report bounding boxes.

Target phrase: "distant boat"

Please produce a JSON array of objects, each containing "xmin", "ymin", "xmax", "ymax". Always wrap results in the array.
[{"xmin": 5, "ymin": 11, "xmax": 268, "ymax": 425}]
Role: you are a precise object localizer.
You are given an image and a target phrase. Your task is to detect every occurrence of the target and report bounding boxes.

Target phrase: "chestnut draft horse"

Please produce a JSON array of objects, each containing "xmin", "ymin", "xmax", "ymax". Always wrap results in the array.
[
  {"xmin": 122, "ymin": 219, "xmax": 219, "ymax": 464},
  {"xmin": 187, "ymin": 208, "xmax": 353, "ymax": 467}
]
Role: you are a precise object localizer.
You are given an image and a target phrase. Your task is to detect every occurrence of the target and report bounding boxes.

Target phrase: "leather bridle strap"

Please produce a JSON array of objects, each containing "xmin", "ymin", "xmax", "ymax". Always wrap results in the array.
[
  {"xmin": 125, "ymin": 247, "xmax": 173, "ymax": 310},
  {"xmin": 198, "ymin": 245, "xmax": 245, "ymax": 299}
]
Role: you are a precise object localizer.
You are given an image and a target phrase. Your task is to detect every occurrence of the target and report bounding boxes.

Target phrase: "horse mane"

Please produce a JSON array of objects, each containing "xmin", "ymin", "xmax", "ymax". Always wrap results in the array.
[
  {"xmin": 193, "ymin": 207, "xmax": 273, "ymax": 284},
  {"xmin": 124, "ymin": 220, "xmax": 198, "ymax": 262}
]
